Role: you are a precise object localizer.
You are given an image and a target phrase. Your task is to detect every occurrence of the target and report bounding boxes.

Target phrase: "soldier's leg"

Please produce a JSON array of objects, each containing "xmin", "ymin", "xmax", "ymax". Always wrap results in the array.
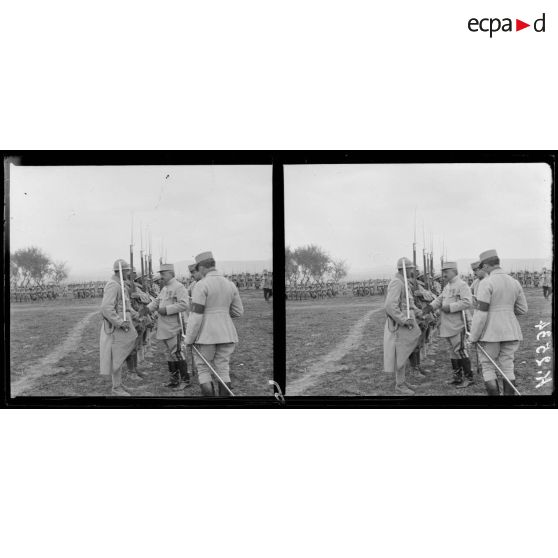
[
  {"xmin": 478, "ymin": 342, "xmax": 501, "ymax": 395},
  {"xmin": 194, "ymin": 344, "xmax": 218, "ymax": 396},
  {"xmin": 499, "ymin": 341, "xmax": 520, "ymax": 396},
  {"xmin": 456, "ymin": 331, "xmax": 474, "ymax": 389},
  {"xmin": 446, "ymin": 336, "xmax": 463, "ymax": 385},
  {"xmin": 163, "ymin": 338, "xmax": 180, "ymax": 388},
  {"xmin": 213, "ymin": 343, "xmax": 236, "ymax": 396},
  {"xmin": 111, "ymin": 364, "xmax": 130, "ymax": 395},
  {"xmin": 395, "ymin": 361, "xmax": 415, "ymax": 395}
]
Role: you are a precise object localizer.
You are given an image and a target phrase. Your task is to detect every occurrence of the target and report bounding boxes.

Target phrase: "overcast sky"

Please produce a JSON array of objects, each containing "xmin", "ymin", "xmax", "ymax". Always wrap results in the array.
[
  {"xmin": 9, "ymin": 165, "xmax": 272, "ymax": 278},
  {"xmin": 285, "ymin": 163, "xmax": 553, "ymax": 270}
]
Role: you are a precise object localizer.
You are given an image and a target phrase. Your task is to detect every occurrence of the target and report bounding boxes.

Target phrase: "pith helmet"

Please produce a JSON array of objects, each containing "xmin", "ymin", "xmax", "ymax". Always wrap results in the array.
[
  {"xmin": 397, "ymin": 257, "xmax": 415, "ymax": 270},
  {"xmin": 113, "ymin": 259, "xmax": 131, "ymax": 271}
]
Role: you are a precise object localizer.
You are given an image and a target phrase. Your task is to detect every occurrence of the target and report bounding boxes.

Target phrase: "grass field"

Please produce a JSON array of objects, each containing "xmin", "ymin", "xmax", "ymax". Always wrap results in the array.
[
  {"xmin": 10, "ymin": 291, "xmax": 273, "ymax": 397},
  {"xmin": 286, "ymin": 290, "xmax": 554, "ymax": 397}
]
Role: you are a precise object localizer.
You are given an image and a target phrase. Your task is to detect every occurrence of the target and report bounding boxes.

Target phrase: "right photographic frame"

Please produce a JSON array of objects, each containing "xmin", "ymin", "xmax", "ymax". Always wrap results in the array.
[{"xmin": 284, "ymin": 155, "xmax": 555, "ymax": 401}]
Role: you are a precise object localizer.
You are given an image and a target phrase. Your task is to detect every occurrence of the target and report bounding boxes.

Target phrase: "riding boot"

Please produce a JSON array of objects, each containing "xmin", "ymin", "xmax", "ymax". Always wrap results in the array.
[
  {"xmin": 409, "ymin": 351, "xmax": 426, "ymax": 380},
  {"xmin": 484, "ymin": 379, "xmax": 500, "ymax": 396},
  {"xmin": 446, "ymin": 359, "xmax": 463, "ymax": 385},
  {"xmin": 164, "ymin": 361, "xmax": 180, "ymax": 388},
  {"xmin": 177, "ymin": 360, "xmax": 191, "ymax": 387},
  {"xmin": 503, "ymin": 378, "xmax": 518, "ymax": 396},
  {"xmin": 457, "ymin": 358, "xmax": 474, "ymax": 388}
]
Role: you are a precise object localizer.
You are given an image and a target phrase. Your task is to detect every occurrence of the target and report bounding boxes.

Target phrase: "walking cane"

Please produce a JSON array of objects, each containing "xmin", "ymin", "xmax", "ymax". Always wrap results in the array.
[
  {"xmin": 192, "ymin": 345, "xmax": 235, "ymax": 396},
  {"xmin": 468, "ymin": 336, "xmax": 522, "ymax": 396}
]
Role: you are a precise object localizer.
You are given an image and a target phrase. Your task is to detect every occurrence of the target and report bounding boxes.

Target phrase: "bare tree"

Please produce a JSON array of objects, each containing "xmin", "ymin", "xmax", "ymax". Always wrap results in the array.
[
  {"xmin": 49, "ymin": 260, "xmax": 69, "ymax": 286},
  {"xmin": 293, "ymin": 244, "xmax": 331, "ymax": 282},
  {"xmin": 12, "ymin": 247, "xmax": 52, "ymax": 286},
  {"xmin": 329, "ymin": 258, "xmax": 349, "ymax": 282}
]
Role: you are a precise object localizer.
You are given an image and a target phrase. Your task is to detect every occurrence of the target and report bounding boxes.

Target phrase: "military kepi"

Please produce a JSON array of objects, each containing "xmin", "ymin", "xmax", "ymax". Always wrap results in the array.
[
  {"xmin": 441, "ymin": 261, "xmax": 458, "ymax": 271},
  {"xmin": 188, "ymin": 263, "xmax": 197, "ymax": 273},
  {"xmin": 470, "ymin": 261, "xmax": 480, "ymax": 271},
  {"xmin": 479, "ymin": 249, "xmax": 498, "ymax": 263},
  {"xmin": 195, "ymin": 251, "xmax": 214, "ymax": 264},
  {"xmin": 158, "ymin": 263, "xmax": 175, "ymax": 273}
]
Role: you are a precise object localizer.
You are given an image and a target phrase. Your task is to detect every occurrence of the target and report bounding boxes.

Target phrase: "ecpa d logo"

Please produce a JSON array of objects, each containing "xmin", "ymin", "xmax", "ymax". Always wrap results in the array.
[{"xmin": 468, "ymin": 13, "xmax": 546, "ymax": 37}]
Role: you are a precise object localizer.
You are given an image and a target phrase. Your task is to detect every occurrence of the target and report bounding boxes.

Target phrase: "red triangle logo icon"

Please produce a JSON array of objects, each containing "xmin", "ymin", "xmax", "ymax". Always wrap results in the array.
[{"xmin": 516, "ymin": 19, "xmax": 530, "ymax": 31}]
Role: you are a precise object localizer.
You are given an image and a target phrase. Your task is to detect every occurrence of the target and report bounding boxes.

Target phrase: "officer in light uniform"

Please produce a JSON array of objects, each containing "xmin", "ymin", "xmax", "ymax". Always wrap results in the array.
[
  {"xmin": 468, "ymin": 249, "xmax": 528, "ymax": 396},
  {"xmin": 185, "ymin": 251, "xmax": 244, "ymax": 396},
  {"xmin": 425, "ymin": 261, "xmax": 473, "ymax": 388},
  {"xmin": 470, "ymin": 261, "xmax": 488, "ymax": 310},
  {"xmin": 188, "ymin": 263, "xmax": 202, "ymax": 300},
  {"xmin": 146, "ymin": 263, "xmax": 190, "ymax": 389},
  {"xmin": 383, "ymin": 257, "xmax": 422, "ymax": 395}
]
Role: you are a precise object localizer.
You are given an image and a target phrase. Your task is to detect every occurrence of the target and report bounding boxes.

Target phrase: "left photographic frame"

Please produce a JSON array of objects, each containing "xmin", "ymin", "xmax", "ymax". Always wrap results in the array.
[{"xmin": 3, "ymin": 152, "xmax": 277, "ymax": 407}]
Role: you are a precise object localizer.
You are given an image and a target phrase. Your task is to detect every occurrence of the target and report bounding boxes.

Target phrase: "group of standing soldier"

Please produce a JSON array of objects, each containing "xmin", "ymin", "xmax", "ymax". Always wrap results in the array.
[
  {"xmin": 384, "ymin": 249, "xmax": 531, "ymax": 396},
  {"xmin": 99, "ymin": 252, "xmax": 244, "ymax": 397}
]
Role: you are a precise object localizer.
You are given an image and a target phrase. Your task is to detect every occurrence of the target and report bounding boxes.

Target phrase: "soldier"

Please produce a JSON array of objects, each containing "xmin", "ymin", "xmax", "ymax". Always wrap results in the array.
[
  {"xmin": 145, "ymin": 263, "xmax": 191, "ymax": 389},
  {"xmin": 185, "ymin": 251, "xmax": 244, "ymax": 397},
  {"xmin": 409, "ymin": 271, "xmax": 437, "ymax": 379},
  {"xmin": 263, "ymin": 269, "xmax": 273, "ymax": 302},
  {"xmin": 470, "ymin": 261, "xmax": 488, "ymax": 310},
  {"xmin": 424, "ymin": 261, "xmax": 473, "ymax": 388},
  {"xmin": 100, "ymin": 259, "xmax": 139, "ymax": 396},
  {"xmin": 124, "ymin": 268, "xmax": 153, "ymax": 381},
  {"xmin": 188, "ymin": 263, "xmax": 202, "ymax": 300},
  {"xmin": 383, "ymin": 257, "xmax": 422, "ymax": 395},
  {"xmin": 468, "ymin": 250, "xmax": 528, "ymax": 395},
  {"xmin": 541, "ymin": 268, "xmax": 552, "ymax": 299}
]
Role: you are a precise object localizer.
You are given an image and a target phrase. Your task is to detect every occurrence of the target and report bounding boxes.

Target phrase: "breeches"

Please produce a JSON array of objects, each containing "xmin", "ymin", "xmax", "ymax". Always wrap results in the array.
[
  {"xmin": 445, "ymin": 331, "xmax": 468, "ymax": 359},
  {"xmin": 478, "ymin": 340, "xmax": 520, "ymax": 382},
  {"xmin": 193, "ymin": 343, "xmax": 236, "ymax": 385},
  {"xmin": 163, "ymin": 335, "xmax": 184, "ymax": 361}
]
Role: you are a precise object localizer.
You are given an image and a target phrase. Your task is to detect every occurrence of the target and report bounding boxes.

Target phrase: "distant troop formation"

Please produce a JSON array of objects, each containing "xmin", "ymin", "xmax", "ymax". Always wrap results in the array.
[
  {"xmin": 383, "ymin": 249, "xmax": 534, "ymax": 396},
  {"xmin": 99, "ymin": 252, "xmax": 244, "ymax": 397}
]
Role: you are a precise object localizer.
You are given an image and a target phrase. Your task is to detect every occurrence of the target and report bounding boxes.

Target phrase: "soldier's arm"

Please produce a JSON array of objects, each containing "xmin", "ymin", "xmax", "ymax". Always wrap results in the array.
[
  {"xmin": 384, "ymin": 281, "xmax": 407, "ymax": 325},
  {"xmin": 147, "ymin": 291, "xmax": 162, "ymax": 312},
  {"xmin": 450, "ymin": 283, "xmax": 472, "ymax": 312},
  {"xmin": 185, "ymin": 282, "xmax": 207, "ymax": 344},
  {"xmin": 514, "ymin": 285, "xmax": 528, "ymax": 315},
  {"xmin": 430, "ymin": 293, "xmax": 443, "ymax": 311},
  {"xmin": 468, "ymin": 281, "xmax": 491, "ymax": 342},
  {"xmin": 100, "ymin": 282, "xmax": 124, "ymax": 327},
  {"xmin": 165, "ymin": 284, "xmax": 190, "ymax": 315},
  {"xmin": 230, "ymin": 285, "xmax": 244, "ymax": 318}
]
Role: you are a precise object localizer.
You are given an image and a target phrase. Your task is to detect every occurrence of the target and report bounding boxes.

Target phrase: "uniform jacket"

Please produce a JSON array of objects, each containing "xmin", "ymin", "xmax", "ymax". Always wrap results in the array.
[
  {"xmin": 264, "ymin": 275, "xmax": 273, "ymax": 289},
  {"xmin": 185, "ymin": 270, "xmax": 244, "ymax": 344},
  {"xmin": 99, "ymin": 275, "xmax": 138, "ymax": 376},
  {"xmin": 468, "ymin": 267, "xmax": 528, "ymax": 342},
  {"xmin": 471, "ymin": 277, "xmax": 486, "ymax": 311},
  {"xmin": 430, "ymin": 276, "xmax": 471, "ymax": 338},
  {"xmin": 383, "ymin": 273, "xmax": 421, "ymax": 372},
  {"xmin": 147, "ymin": 277, "xmax": 189, "ymax": 340}
]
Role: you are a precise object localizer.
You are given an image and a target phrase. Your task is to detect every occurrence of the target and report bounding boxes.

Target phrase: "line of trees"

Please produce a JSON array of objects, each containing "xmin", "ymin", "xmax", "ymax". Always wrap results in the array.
[
  {"xmin": 285, "ymin": 244, "xmax": 348, "ymax": 283},
  {"xmin": 10, "ymin": 247, "xmax": 69, "ymax": 287}
]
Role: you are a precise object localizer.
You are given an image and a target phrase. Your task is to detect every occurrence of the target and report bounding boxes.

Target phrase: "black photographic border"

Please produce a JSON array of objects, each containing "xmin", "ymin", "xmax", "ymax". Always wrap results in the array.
[{"xmin": 1, "ymin": 150, "xmax": 556, "ymax": 408}]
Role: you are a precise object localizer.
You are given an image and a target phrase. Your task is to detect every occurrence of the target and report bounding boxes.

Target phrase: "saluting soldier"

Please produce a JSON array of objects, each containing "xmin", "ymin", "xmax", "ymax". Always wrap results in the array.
[
  {"xmin": 468, "ymin": 250, "xmax": 528, "ymax": 395},
  {"xmin": 145, "ymin": 263, "xmax": 190, "ymax": 389},
  {"xmin": 100, "ymin": 259, "xmax": 139, "ymax": 396},
  {"xmin": 185, "ymin": 251, "xmax": 244, "ymax": 397},
  {"xmin": 425, "ymin": 261, "xmax": 473, "ymax": 388},
  {"xmin": 383, "ymin": 257, "xmax": 422, "ymax": 395}
]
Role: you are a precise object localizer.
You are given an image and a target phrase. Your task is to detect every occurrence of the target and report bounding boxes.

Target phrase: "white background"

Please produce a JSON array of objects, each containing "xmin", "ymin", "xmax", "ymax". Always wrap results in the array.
[{"xmin": 1, "ymin": 1, "xmax": 556, "ymax": 558}]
